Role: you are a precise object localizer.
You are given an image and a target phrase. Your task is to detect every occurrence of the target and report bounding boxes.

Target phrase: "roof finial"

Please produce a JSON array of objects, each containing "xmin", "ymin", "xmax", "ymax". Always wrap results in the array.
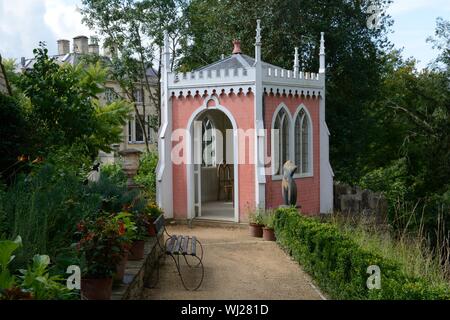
[
  {"xmin": 254, "ymin": 19, "xmax": 262, "ymax": 64},
  {"xmin": 294, "ymin": 47, "xmax": 299, "ymax": 75},
  {"xmin": 255, "ymin": 19, "xmax": 262, "ymax": 45},
  {"xmin": 319, "ymin": 32, "xmax": 325, "ymax": 74},
  {"xmin": 232, "ymin": 39, "xmax": 242, "ymax": 54}
]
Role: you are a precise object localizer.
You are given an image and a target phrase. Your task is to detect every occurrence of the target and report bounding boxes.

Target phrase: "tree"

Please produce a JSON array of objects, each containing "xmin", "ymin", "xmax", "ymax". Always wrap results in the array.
[
  {"xmin": 180, "ymin": 0, "xmax": 394, "ymax": 183},
  {"xmin": 80, "ymin": 0, "xmax": 189, "ymax": 151},
  {"xmin": 0, "ymin": 93, "xmax": 30, "ymax": 182},
  {"xmin": 15, "ymin": 43, "xmax": 131, "ymax": 160}
]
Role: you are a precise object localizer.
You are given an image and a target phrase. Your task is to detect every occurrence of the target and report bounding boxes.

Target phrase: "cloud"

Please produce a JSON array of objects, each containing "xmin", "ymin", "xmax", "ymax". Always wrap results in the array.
[
  {"xmin": 0, "ymin": 0, "xmax": 54, "ymax": 59},
  {"xmin": 0, "ymin": 0, "xmax": 92, "ymax": 59},
  {"xmin": 43, "ymin": 0, "xmax": 92, "ymax": 41}
]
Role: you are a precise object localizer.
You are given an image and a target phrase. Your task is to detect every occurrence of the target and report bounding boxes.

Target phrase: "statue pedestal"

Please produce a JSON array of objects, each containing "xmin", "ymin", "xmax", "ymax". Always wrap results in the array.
[{"xmin": 118, "ymin": 149, "xmax": 142, "ymax": 190}]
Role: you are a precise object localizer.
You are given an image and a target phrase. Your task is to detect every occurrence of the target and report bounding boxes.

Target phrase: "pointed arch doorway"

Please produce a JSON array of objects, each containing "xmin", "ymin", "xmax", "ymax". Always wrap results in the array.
[{"xmin": 187, "ymin": 101, "xmax": 239, "ymax": 222}]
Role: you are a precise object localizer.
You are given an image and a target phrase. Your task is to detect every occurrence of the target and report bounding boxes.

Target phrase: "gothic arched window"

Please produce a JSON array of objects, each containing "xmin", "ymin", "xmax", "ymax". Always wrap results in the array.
[
  {"xmin": 273, "ymin": 107, "xmax": 290, "ymax": 175},
  {"xmin": 294, "ymin": 108, "xmax": 312, "ymax": 174}
]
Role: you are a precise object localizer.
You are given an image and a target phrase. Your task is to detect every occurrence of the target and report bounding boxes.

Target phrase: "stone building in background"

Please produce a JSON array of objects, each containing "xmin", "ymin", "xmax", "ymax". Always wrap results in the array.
[{"xmin": 17, "ymin": 36, "xmax": 159, "ymax": 163}]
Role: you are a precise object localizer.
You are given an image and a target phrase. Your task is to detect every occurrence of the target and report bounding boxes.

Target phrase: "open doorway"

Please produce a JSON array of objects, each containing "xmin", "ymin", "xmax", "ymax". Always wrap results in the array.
[{"xmin": 191, "ymin": 108, "xmax": 236, "ymax": 221}]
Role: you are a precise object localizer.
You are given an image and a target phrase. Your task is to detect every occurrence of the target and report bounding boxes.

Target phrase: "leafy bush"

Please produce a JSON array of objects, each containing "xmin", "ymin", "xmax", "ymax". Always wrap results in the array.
[
  {"xmin": 274, "ymin": 207, "xmax": 450, "ymax": 300},
  {"xmin": 0, "ymin": 236, "xmax": 75, "ymax": 300},
  {"xmin": 134, "ymin": 151, "xmax": 158, "ymax": 201},
  {"xmin": 2, "ymin": 163, "xmax": 102, "ymax": 268},
  {"xmin": 86, "ymin": 171, "xmax": 145, "ymax": 214},
  {"xmin": 0, "ymin": 93, "xmax": 30, "ymax": 182},
  {"xmin": 100, "ymin": 163, "xmax": 127, "ymax": 187}
]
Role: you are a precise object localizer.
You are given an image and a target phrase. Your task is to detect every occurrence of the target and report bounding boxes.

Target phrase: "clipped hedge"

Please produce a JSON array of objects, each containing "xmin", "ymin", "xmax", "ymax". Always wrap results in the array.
[{"xmin": 274, "ymin": 207, "xmax": 450, "ymax": 300}]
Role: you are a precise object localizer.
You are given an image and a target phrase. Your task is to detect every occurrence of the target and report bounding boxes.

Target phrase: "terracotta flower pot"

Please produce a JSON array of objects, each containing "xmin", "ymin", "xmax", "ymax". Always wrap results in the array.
[
  {"xmin": 263, "ymin": 227, "xmax": 276, "ymax": 241},
  {"xmin": 81, "ymin": 277, "xmax": 113, "ymax": 300},
  {"xmin": 128, "ymin": 240, "xmax": 145, "ymax": 260},
  {"xmin": 249, "ymin": 223, "xmax": 263, "ymax": 237},
  {"xmin": 114, "ymin": 252, "xmax": 128, "ymax": 283},
  {"xmin": 147, "ymin": 220, "xmax": 156, "ymax": 237}
]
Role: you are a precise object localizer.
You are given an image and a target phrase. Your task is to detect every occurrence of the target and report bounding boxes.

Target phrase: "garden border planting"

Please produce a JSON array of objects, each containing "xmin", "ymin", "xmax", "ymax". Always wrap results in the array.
[{"xmin": 273, "ymin": 207, "xmax": 450, "ymax": 300}]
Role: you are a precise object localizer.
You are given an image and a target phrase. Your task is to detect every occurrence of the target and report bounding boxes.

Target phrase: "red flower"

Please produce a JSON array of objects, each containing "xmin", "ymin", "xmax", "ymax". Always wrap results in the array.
[{"xmin": 118, "ymin": 221, "xmax": 126, "ymax": 236}]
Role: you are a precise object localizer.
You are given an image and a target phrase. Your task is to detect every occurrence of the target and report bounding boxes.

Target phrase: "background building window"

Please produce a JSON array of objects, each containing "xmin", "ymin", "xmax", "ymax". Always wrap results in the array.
[
  {"xmin": 128, "ymin": 119, "xmax": 132, "ymax": 142},
  {"xmin": 135, "ymin": 115, "xmax": 145, "ymax": 142},
  {"xmin": 105, "ymin": 87, "xmax": 118, "ymax": 103},
  {"xmin": 133, "ymin": 88, "xmax": 144, "ymax": 104}
]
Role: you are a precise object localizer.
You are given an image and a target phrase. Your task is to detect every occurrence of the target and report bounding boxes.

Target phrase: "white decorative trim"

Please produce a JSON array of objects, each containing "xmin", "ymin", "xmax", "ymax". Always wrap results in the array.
[{"xmin": 186, "ymin": 96, "xmax": 240, "ymax": 223}]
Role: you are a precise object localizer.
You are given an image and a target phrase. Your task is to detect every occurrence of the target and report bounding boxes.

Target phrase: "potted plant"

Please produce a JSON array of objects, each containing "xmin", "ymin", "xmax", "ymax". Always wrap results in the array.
[
  {"xmin": 110, "ymin": 212, "xmax": 136, "ymax": 282},
  {"xmin": 75, "ymin": 215, "xmax": 126, "ymax": 300},
  {"xmin": 262, "ymin": 212, "xmax": 276, "ymax": 241},
  {"xmin": 141, "ymin": 202, "xmax": 164, "ymax": 236},
  {"xmin": 128, "ymin": 220, "xmax": 146, "ymax": 261},
  {"xmin": 248, "ymin": 210, "xmax": 264, "ymax": 237}
]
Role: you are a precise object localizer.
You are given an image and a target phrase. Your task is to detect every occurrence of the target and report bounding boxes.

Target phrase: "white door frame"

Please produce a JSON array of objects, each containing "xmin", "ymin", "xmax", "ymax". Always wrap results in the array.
[{"xmin": 186, "ymin": 96, "xmax": 239, "ymax": 222}]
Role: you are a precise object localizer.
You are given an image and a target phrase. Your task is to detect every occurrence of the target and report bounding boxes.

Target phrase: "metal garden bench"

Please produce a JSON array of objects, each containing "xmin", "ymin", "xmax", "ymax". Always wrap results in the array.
[{"xmin": 152, "ymin": 215, "xmax": 205, "ymax": 291}]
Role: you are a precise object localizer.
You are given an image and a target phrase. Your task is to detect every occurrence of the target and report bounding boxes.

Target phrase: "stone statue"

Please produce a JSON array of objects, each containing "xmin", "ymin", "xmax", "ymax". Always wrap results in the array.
[{"xmin": 281, "ymin": 160, "xmax": 298, "ymax": 207}]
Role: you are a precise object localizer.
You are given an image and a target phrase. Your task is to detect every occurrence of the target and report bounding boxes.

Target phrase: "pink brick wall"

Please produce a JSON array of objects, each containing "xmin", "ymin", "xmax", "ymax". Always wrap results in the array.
[
  {"xmin": 263, "ymin": 94, "xmax": 321, "ymax": 215},
  {"xmin": 171, "ymin": 93, "xmax": 255, "ymax": 221}
]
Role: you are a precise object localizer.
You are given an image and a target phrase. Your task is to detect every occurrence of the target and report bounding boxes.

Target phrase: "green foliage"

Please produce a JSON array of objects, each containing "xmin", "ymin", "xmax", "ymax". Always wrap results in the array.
[
  {"xmin": 75, "ymin": 213, "xmax": 127, "ymax": 278},
  {"xmin": 100, "ymin": 163, "xmax": 127, "ymax": 187},
  {"xmin": 87, "ymin": 171, "xmax": 144, "ymax": 214},
  {"xmin": 248, "ymin": 209, "xmax": 264, "ymax": 225},
  {"xmin": 12, "ymin": 43, "xmax": 130, "ymax": 161},
  {"xmin": 0, "ymin": 237, "xmax": 75, "ymax": 300},
  {"xmin": 2, "ymin": 164, "xmax": 101, "ymax": 268},
  {"xmin": 274, "ymin": 207, "xmax": 450, "ymax": 300},
  {"xmin": 134, "ymin": 151, "xmax": 158, "ymax": 201},
  {"xmin": 263, "ymin": 211, "xmax": 276, "ymax": 229},
  {"xmin": 359, "ymin": 158, "xmax": 409, "ymax": 216},
  {"xmin": 0, "ymin": 236, "xmax": 22, "ymax": 290},
  {"xmin": 0, "ymin": 93, "xmax": 30, "ymax": 182},
  {"xmin": 18, "ymin": 254, "xmax": 75, "ymax": 300}
]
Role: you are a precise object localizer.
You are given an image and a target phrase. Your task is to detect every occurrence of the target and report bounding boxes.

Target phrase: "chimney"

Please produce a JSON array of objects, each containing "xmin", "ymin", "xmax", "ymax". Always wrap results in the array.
[
  {"xmin": 88, "ymin": 36, "xmax": 100, "ymax": 55},
  {"xmin": 57, "ymin": 39, "xmax": 70, "ymax": 55},
  {"xmin": 73, "ymin": 36, "xmax": 88, "ymax": 54},
  {"xmin": 20, "ymin": 57, "xmax": 26, "ymax": 68},
  {"xmin": 232, "ymin": 39, "xmax": 242, "ymax": 54}
]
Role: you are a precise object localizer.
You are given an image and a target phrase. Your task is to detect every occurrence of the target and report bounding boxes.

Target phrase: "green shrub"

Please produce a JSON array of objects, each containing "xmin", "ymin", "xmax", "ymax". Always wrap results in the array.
[
  {"xmin": 2, "ymin": 164, "xmax": 101, "ymax": 268},
  {"xmin": 274, "ymin": 207, "xmax": 450, "ymax": 300},
  {"xmin": 134, "ymin": 151, "xmax": 158, "ymax": 201},
  {"xmin": 100, "ymin": 163, "xmax": 127, "ymax": 187},
  {"xmin": 0, "ymin": 236, "xmax": 76, "ymax": 300}
]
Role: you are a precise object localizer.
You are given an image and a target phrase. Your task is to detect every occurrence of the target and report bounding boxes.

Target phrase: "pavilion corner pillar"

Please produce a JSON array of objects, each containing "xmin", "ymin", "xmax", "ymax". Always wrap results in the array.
[
  {"xmin": 318, "ymin": 32, "xmax": 334, "ymax": 213},
  {"xmin": 254, "ymin": 19, "xmax": 266, "ymax": 210},
  {"xmin": 156, "ymin": 30, "xmax": 174, "ymax": 218}
]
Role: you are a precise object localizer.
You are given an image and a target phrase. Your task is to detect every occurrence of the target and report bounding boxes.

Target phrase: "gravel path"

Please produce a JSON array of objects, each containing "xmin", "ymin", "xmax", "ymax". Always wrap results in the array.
[{"xmin": 143, "ymin": 223, "xmax": 325, "ymax": 300}]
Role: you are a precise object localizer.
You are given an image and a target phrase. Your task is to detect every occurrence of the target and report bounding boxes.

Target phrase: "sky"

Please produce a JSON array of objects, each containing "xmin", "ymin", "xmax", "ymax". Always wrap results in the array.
[{"xmin": 0, "ymin": 0, "xmax": 449, "ymax": 69}]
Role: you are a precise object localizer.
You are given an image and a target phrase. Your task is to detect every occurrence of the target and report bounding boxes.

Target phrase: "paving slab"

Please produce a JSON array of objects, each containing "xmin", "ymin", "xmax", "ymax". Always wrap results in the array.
[{"xmin": 143, "ymin": 223, "xmax": 325, "ymax": 300}]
